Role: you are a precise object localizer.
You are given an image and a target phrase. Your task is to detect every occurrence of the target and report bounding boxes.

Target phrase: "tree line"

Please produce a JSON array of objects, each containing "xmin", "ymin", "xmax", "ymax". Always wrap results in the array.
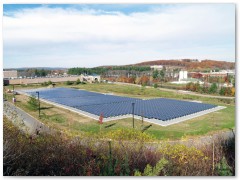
[
  {"xmin": 67, "ymin": 66, "xmax": 151, "ymax": 75},
  {"xmin": 185, "ymin": 82, "xmax": 235, "ymax": 96},
  {"xmin": 18, "ymin": 68, "xmax": 51, "ymax": 77}
]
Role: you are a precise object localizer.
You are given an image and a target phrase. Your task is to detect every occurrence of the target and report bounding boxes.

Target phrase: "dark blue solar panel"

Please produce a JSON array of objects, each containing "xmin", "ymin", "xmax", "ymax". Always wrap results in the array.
[
  {"xmin": 77, "ymin": 99, "xmax": 216, "ymax": 119},
  {"xmin": 76, "ymin": 102, "xmax": 134, "ymax": 117},
  {"xmin": 23, "ymin": 88, "xmax": 217, "ymax": 120},
  {"xmin": 24, "ymin": 87, "xmax": 101, "ymax": 99},
  {"xmin": 49, "ymin": 95, "xmax": 139, "ymax": 107},
  {"xmin": 133, "ymin": 98, "xmax": 216, "ymax": 120}
]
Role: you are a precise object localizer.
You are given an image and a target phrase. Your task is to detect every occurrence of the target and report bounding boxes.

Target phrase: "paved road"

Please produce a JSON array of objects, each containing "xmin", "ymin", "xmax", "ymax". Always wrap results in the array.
[{"xmin": 3, "ymin": 101, "xmax": 52, "ymax": 135}]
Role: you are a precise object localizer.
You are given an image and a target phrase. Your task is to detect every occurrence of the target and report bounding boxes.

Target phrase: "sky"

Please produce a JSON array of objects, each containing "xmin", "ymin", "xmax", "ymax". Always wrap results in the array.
[{"xmin": 3, "ymin": 4, "xmax": 235, "ymax": 68}]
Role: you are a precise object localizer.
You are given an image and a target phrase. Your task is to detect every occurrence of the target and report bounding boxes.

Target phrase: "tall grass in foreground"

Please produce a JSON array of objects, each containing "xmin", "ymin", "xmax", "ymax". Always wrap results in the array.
[{"xmin": 3, "ymin": 118, "xmax": 234, "ymax": 176}]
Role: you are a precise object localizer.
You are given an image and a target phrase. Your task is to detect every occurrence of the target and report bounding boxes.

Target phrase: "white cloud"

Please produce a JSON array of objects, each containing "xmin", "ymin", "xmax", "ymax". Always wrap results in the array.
[{"xmin": 3, "ymin": 4, "xmax": 235, "ymax": 68}]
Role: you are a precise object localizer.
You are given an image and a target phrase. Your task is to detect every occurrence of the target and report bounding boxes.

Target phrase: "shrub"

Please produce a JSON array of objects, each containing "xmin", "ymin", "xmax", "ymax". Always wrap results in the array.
[
  {"xmin": 3, "ymin": 117, "xmax": 235, "ymax": 176},
  {"xmin": 153, "ymin": 83, "xmax": 158, "ymax": 88},
  {"xmin": 201, "ymin": 85, "xmax": 209, "ymax": 94},
  {"xmin": 27, "ymin": 95, "xmax": 38, "ymax": 111},
  {"xmin": 209, "ymin": 83, "xmax": 218, "ymax": 94},
  {"xmin": 231, "ymin": 87, "xmax": 235, "ymax": 96},
  {"xmin": 76, "ymin": 78, "xmax": 81, "ymax": 85},
  {"xmin": 48, "ymin": 80, "xmax": 52, "ymax": 85},
  {"xmin": 158, "ymin": 143, "xmax": 210, "ymax": 175},
  {"xmin": 134, "ymin": 158, "xmax": 168, "ymax": 176},
  {"xmin": 41, "ymin": 80, "xmax": 53, "ymax": 86},
  {"xmin": 219, "ymin": 87, "xmax": 226, "ymax": 95},
  {"xmin": 65, "ymin": 81, "xmax": 74, "ymax": 85},
  {"xmin": 215, "ymin": 157, "xmax": 233, "ymax": 176},
  {"xmin": 219, "ymin": 87, "xmax": 232, "ymax": 96},
  {"xmin": 41, "ymin": 82, "xmax": 48, "ymax": 86}
]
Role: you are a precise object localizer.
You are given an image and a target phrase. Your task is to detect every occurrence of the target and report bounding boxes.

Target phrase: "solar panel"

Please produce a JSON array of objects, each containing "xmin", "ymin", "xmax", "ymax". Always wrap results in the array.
[
  {"xmin": 23, "ymin": 87, "xmax": 217, "ymax": 121},
  {"xmin": 24, "ymin": 87, "xmax": 101, "ymax": 99}
]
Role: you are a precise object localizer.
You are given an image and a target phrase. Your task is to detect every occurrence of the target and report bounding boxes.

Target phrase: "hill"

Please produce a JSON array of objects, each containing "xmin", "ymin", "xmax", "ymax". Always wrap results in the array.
[{"xmin": 134, "ymin": 59, "xmax": 235, "ymax": 70}]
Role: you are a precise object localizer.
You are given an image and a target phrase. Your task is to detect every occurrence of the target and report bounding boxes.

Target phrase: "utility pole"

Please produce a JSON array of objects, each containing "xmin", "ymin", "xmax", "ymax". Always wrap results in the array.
[
  {"xmin": 132, "ymin": 102, "xmax": 135, "ymax": 128},
  {"xmin": 212, "ymin": 135, "xmax": 215, "ymax": 175},
  {"xmin": 36, "ymin": 91, "xmax": 40, "ymax": 118},
  {"xmin": 212, "ymin": 114, "xmax": 215, "ymax": 175},
  {"xmin": 12, "ymin": 84, "xmax": 15, "ymax": 98}
]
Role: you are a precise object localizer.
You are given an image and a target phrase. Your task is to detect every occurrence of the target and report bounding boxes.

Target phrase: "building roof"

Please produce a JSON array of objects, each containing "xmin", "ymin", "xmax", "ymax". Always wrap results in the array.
[{"xmin": 90, "ymin": 73, "xmax": 100, "ymax": 76}]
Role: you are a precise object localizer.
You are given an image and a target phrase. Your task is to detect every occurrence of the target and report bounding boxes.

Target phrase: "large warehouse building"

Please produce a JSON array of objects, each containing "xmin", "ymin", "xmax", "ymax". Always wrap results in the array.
[{"xmin": 3, "ymin": 70, "xmax": 18, "ymax": 79}]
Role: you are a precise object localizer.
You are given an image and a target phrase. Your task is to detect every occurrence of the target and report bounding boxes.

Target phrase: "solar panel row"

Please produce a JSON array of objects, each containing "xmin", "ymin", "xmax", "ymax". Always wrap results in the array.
[
  {"xmin": 76, "ymin": 99, "xmax": 215, "ymax": 120},
  {"xmin": 24, "ymin": 87, "xmax": 101, "ymax": 98},
  {"xmin": 23, "ymin": 87, "xmax": 217, "ymax": 121}
]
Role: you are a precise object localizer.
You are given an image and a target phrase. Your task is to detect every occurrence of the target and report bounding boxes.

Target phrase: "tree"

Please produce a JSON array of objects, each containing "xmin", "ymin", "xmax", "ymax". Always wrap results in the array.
[
  {"xmin": 209, "ymin": 83, "xmax": 218, "ymax": 94},
  {"xmin": 76, "ymin": 78, "xmax": 81, "ymax": 85},
  {"xmin": 201, "ymin": 84, "xmax": 209, "ymax": 93},
  {"xmin": 186, "ymin": 82, "xmax": 191, "ymax": 91},
  {"xmin": 139, "ymin": 75, "xmax": 150, "ymax": 86},
  {"xmin": 48, "ymin": 80, "xmax": 52, "ymax": 85},
  {"xmin": 225, "ymin": 87, "xmax": 232, "ymax": 96},
  {"xmin": 232, "ymin": 78, "xmax": 235, "ymax": 87},
  {"xmin": 195, "ymin": 82, "xmax": 201, "ymax": 92},
  {"xmin": 219, "ymin": 87, "xmax": 226, "ymax": 96},
  {"xmin": 159, "ymin": 70, "xmax": 165, "ymax": 87},
  {"xmin": 159, "ymin": 70, "xmax": 165, "ymax": 80},
  {"xmin": 27, "ymin": 95, "xmax": 38, "ymax": 111},
  {"xmin": 152, "ymin": 70, "xmax": 159, "ymax": 79}
]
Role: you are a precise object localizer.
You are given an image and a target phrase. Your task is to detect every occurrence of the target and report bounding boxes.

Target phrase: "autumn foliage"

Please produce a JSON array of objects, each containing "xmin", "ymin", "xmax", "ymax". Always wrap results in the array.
[
  {"xmin": 136, "ymin": 60, "xmax": 234, "ymax": 71},
  {"xmin": 4, "ymin": 117, "xmax": 235, "ymax": 176}
]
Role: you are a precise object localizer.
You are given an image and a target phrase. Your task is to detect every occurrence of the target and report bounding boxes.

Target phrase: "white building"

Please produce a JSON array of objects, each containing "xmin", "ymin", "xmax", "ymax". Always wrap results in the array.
[
  {"xmin": 80, "ymin": 74, "xmax": 101, "ymax": 83},
  {"xmin": 171, "ymin": 70, "xmax": 203, "ymax": 84},
  {"xmin": 150, "ymin": 65, "xmax": 163, "ymax": 71},
  {"xmin": 179, "ymin": 71, "xmax": 188, "ymax": 81}
]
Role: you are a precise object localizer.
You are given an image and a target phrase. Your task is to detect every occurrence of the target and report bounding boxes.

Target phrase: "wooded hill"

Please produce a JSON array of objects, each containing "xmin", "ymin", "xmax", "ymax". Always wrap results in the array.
[
  {"xmin": 133, "ymin": 59, "xmax": 235, "ymax": 71},
  {"xmin": 68, "ymin": 59, "xmax": 234, "ymax": 75}
]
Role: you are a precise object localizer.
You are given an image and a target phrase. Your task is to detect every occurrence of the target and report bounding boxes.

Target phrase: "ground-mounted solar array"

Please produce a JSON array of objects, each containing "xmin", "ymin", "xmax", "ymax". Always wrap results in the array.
[{"xmin": 21, "ymin": 87, "xmax": 224, "ymax": 126}]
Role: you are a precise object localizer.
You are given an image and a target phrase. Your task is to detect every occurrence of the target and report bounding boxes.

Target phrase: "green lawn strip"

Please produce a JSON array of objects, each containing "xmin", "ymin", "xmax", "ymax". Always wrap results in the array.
[
  {"xmin": 144, "ymin": 105, "xmax": 235, "ymax": 140},
  {"xmin": 70, "ymin": 121, "xmax": 100, "ymax": 134}
]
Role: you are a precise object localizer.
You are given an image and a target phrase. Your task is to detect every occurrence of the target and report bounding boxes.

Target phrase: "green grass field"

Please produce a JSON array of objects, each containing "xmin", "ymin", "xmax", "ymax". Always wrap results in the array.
[{"xmin": 5, "ymin": 82, "xmax": 235, "ymax": 140}]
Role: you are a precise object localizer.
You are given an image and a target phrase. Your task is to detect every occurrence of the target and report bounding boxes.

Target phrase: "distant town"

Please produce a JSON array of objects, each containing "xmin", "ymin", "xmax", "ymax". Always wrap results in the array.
[{"xmin": 3, "ymin": 59, "xmax": 235, "ymax": 97}]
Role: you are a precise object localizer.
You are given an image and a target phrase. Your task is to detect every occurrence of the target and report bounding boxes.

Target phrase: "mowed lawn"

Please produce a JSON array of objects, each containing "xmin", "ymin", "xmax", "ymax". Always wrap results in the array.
[{"xmin": 7, "ymin": 83, "xmax": 235, "ymax": 140}]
